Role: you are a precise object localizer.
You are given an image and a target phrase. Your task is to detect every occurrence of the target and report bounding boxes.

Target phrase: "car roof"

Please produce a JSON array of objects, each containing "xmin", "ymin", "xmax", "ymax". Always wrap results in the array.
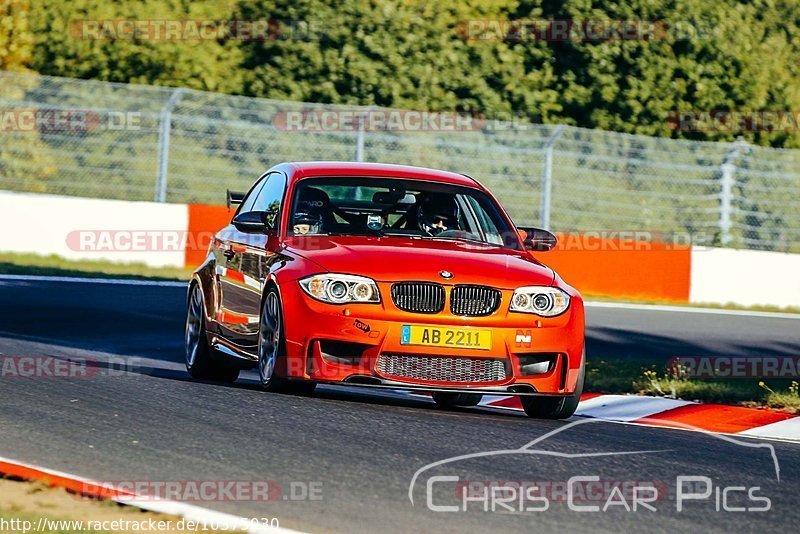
[{"xmin": 279, "ymin": 161, "xmax": 482, "ymax": 189}]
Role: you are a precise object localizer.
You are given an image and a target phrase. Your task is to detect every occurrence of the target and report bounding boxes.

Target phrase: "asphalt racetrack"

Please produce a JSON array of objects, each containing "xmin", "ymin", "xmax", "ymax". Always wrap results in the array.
[{"xmin": 1, "ymin": 276, "xmax": 799, "ymax": 532}]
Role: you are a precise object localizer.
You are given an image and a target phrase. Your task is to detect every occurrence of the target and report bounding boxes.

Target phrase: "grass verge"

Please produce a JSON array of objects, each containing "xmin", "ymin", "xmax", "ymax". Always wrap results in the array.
[
  {"xmin": 0, "ymin": 252, "xmax": 192, "ymax": 282},
  {"xmin": 586, "ymin": 358, "xmax": 800, "ymax": 413},
  {"xmin": 0, "ymin": 477, "xmax": 199, "ymax": 533}
]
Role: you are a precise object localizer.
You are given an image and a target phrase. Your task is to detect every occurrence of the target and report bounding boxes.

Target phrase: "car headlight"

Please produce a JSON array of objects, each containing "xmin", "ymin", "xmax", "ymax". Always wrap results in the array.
[
  {"xmin": 509, "ymin": 286, "xmax": 570, "ymax": 317},
  {"xmin": 299, "ymin": 274, "xmax": 381, "ymax": 304}
]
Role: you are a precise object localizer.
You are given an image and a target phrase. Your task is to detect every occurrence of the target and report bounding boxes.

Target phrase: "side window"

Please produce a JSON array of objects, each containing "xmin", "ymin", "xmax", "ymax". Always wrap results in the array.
[
  {"xmin": 251, "ymin": 173, "xmax": 286, "ymax": 230},
  {"xmin": 237, "ymin": 175, "xmax": 268, "ymax": 215}
]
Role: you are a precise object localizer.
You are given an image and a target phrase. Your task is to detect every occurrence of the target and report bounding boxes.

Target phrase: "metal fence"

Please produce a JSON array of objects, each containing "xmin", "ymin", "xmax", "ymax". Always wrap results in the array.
[{"xmin": 1, "ymin": 71, "xmax": 799, "ymax": 252}]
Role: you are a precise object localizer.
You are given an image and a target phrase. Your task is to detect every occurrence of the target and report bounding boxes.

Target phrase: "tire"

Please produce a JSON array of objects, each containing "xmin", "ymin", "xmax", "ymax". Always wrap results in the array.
[
  {"xmin": 520, "ymin": 351, "xmax": 585, "ymax": 419},
  {"xmin": 185, "ymin": 283, "xmax": 240, "ymax": 383},
  {"xmin": 431, "ymin": 392, "xmax": 483, "ymax": 408},
  {"xmin": 258, "ymin": 286, "xmax": 316, "ymax": 395}
]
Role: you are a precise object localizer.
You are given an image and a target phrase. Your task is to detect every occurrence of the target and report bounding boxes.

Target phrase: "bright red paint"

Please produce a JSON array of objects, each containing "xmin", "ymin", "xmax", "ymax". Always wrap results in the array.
[{"xmin": 189, "ymin": 162, "xmax": 585, "ymax": 412}]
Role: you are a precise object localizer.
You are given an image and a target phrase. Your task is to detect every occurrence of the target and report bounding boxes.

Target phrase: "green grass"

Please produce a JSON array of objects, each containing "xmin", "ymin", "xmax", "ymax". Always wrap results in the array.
[
  {"xmin": 760, "ymin": 381, "xmax": 800, "ymax": 413},
  {"xmin": 586, "ymin": 359, "xmax": 800, "ymax": 413},
  {"xmin": 0, "ymin": 252, "xmax": 193, "ymax": 282}
]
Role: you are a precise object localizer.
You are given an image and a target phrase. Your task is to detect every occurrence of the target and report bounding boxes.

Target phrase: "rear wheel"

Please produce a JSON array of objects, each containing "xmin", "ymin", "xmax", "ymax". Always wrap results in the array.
[
  {"xmin": 258, "ymin": 287, "xmax": 316, "ymax": 395},
  {"xmin": 185, "ymin": 284, "xmax": 240, "ymax": 383},
  {"xmin": 520, "ymin": 352, "xmax": 585, "ymax": 419},
  {"xmin": 431, "ymin": 392, "xmax": 483, "ymax": 408}
]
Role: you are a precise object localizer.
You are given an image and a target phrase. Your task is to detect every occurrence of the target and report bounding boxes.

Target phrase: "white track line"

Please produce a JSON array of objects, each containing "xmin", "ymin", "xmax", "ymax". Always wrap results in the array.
[
  {"xmin": 574, "ymin": 395, "xmax": 693, "ymax": 421},
  {"xmin": 585, "ymin": 300, "xmax": 800, "ymax": 319},
  {"xmin": 0, "ymin": 455, "xmax": 305, "ymax": 534},
  {"xmin": 738, "ymin": 417, "xmax": 800, "ymax": 441},
  {"xmin": 392, "ymin": 391, "xmax": 800, "ymax": 444},
  {"xmin": 0, "ymin": 273, "xmax": 186, "ymax": 287}
]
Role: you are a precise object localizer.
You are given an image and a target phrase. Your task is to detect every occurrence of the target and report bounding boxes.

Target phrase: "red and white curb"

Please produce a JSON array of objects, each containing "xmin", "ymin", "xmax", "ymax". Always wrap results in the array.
[
  {"xmin": 0, "ymin": 456, "xmax": 304, "ymax": 534},
  {"xmin": 405, "ymin": 392, "xmax": 800, "ymax": 442}
]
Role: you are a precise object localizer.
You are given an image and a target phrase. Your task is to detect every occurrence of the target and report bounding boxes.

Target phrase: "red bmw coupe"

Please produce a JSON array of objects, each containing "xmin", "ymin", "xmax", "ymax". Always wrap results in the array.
[{"xmin": 185, "ymin": 162, "xmax": 585, "ymax": 418}]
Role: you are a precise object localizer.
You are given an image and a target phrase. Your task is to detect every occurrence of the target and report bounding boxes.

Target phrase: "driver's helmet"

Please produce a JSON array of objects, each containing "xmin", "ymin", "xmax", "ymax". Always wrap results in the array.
[
  {"xmin": 293, "ymin": 187, "xmax": 330, "ymax": 235},
  {"xmin": 417, "ymin": 193, "xmax": 459, "ymax": 236},
  {"xmin": 292, "ymin": 211, "xmax": 323, "ymax": 235}
]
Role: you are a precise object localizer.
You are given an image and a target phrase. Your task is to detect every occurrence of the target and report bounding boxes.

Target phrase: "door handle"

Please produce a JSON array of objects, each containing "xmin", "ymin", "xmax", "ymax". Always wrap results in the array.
[{"xmin": 223, "ymin": 248, "xmax": 236, "ymax": 260}]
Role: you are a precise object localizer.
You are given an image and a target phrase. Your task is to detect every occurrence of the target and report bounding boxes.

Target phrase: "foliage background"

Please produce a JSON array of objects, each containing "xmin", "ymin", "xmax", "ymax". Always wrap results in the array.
[{"xmin": 3, "ymin": 0, "xmax": 799, "ymax": 148}]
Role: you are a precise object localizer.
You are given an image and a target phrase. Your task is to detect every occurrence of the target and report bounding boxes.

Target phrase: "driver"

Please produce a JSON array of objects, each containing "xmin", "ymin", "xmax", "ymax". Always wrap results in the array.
[
  {"xmin": 293, "ymin": 211, "xmax": 323, "ymax": 235},
  {"xmin": 293, "ymin": 187, "xmax": 333, "ymax": 235},
  {"xmin": 417, "ymin": 193, "xmax": 459, "ymax": 236}
]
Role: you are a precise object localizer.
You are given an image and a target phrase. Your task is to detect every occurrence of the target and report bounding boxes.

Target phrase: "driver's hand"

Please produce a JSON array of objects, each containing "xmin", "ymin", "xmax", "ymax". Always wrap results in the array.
[{"xmin": 432, "ymin": 220, "xmax": 447, "ymax": 232}]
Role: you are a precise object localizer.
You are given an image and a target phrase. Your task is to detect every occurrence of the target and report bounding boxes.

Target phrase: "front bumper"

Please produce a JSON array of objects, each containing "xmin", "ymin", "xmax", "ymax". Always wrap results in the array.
[{"xmin": 278, "ymin": 280, "xmax": 585, "ymax": 395}]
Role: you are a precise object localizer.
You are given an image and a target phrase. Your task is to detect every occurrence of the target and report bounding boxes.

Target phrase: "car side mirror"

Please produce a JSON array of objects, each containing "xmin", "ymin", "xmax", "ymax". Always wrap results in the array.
[
  {"xmin": 517, "ymin": 226, "xmax": 557, "ymax": 252},
  {"xmin": 233, "ymin": 211, "xmax": 275, "ymax": 233}
]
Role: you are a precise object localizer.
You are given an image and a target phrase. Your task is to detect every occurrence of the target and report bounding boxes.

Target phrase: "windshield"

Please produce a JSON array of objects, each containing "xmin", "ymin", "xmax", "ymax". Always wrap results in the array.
[{"xmin": 289, "ymin": 177, "xmax": 520, "ymax": 249}]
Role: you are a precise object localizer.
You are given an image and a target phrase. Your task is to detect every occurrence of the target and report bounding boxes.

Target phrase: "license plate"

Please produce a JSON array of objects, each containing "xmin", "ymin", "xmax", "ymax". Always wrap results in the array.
[{"xmin": 400, "ymin": 325, "xmax": 491, "ymax": 350}]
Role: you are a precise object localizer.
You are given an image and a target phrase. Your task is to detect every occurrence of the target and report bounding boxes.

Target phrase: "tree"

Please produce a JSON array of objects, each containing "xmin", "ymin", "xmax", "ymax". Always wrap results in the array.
[
  {"xmin": 0, "ymin": 0, "xmax": 34, "ymax": 71},
  {"xmin": 28, "ymin": 0, "xmax": 244, "ymax": 93}
]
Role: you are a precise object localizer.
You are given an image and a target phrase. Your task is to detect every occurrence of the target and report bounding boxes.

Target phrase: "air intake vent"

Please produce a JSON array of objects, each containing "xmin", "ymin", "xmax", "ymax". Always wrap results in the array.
[
  {"xmin": 391, "ymin": 282, "xmax": 445, "ymax": 313},
  {"xmin": 376, "ymin": 354, "xmax": 507, "ymax": 383},
  {"xmin": 450, "ymin": 285, "xmax": 502, "ymax": 316}
]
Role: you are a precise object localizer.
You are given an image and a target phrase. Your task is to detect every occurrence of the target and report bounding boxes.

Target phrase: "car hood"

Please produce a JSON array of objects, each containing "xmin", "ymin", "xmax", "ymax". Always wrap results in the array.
[{"xmin": 284, "ymin": 235, "xmax": 554, "ymax": 289}]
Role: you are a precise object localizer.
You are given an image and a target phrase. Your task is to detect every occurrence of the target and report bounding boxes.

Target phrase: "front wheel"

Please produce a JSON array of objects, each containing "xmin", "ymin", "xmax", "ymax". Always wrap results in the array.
[
  {"xmin": 520, "ymin": 351, "xmax": 585, "ymax": 419},
  {"xmin": 258, "ymin": 287, "xmax": 316, "ymax": 395},
  {"xmin": 185, "ymin": 283, "xmax": 240, "ymax": 383}
]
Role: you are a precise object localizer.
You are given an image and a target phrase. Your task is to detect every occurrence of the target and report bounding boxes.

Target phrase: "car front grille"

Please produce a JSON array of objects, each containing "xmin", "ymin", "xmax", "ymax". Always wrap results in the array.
[
  {"xmin": 376, "ymin": 354, "xmax": 507, "ymax": 383},
  {"xmin": 450, "ymin": 285, "xmax": 502, "ymax": 316},
  {"xmin": 391, "ymin": 282, "xmax": 445, "ymax": 313}
]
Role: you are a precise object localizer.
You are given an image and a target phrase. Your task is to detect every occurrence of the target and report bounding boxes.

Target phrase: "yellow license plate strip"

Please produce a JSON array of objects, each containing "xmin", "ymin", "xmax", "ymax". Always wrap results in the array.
[{"xmin": 400, "ymin": 325, "xmax": 491, "ymax": 350}]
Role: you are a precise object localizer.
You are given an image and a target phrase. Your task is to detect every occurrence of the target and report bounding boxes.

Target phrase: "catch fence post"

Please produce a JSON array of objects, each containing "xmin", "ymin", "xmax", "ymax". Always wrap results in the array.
[
  {"xmin": 155, "ymin": 88, "xmax": 186, "ymax": 203},
  {"xmin": 540, "ymin": 124, "xmax": 566, "ymax": 229},
  {"xmin": 718, "ymin": 137, "xmax": 747, "ymax": 245},
  {"xmin": 355, "ymin": 114, "xmax": 365, "ymax": 162}
]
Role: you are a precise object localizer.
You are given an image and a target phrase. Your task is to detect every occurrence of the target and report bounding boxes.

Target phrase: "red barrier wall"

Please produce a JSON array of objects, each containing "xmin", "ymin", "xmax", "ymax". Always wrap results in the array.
[
  {"xmin": 185, "ymin": 204, "xmax": 233, "ymax": 267},
  {"xmin": 184, "ymin": 207, "xmax": 692, "ymax": 302},
  {"xmin": 541, "ymin": 238, "xmax": 691, "ymax": 302}
]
